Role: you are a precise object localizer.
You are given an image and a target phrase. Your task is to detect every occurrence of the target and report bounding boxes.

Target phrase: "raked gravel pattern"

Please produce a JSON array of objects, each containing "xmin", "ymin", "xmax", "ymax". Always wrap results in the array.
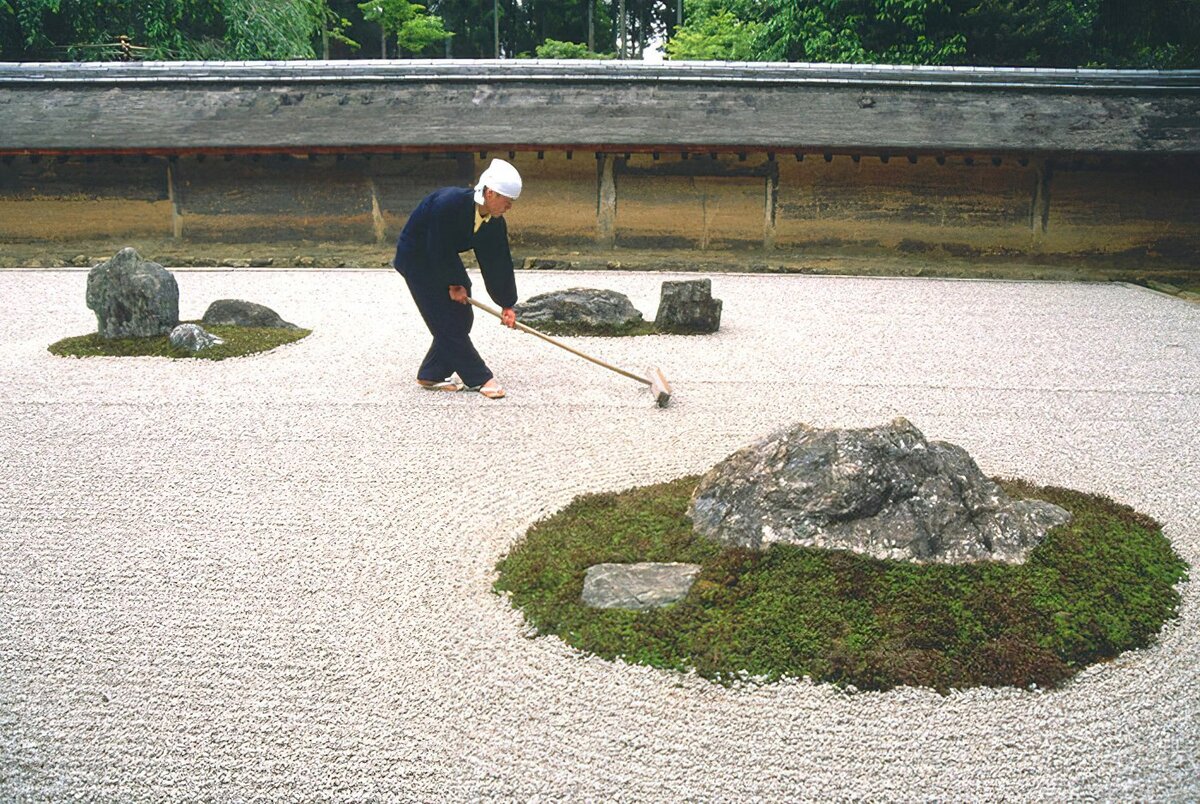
[{"xmin": 1, "ymin": 269, "xmax": 1197, "ymax": 801}]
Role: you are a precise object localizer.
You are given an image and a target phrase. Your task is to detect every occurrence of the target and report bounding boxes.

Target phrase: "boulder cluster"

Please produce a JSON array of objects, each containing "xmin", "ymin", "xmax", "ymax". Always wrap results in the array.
[
  {"xmin": 85, "ymin": 248, "xmax": 298, "ymax": 352},
  {"xmin": 514, "ymin": 278, "xmax": 722, "ymax": 335}
]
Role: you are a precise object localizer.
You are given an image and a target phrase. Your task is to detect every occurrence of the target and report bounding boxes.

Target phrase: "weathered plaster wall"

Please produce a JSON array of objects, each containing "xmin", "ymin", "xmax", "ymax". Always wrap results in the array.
[
  {"xmin": 0, "ymin": 156, "xmax": 172, "ymax": 240},
  {"xmin": 503, "ymin": 152, "xmax": 598, "ymax": 246},
  {"xmin": 1044, "ymin": 158, "xmax": 1200, "ymax": 258},
  {"xmin": 775, "ymin": 155, "xmax": 1038, "ymax": 254},
  {"xmin": 613, "ymin": 154, "xmax": 768, "ymax": 250},
  {"xmin": 2, "ymin": 150, "xmax": 1198, "ymax": 261}
]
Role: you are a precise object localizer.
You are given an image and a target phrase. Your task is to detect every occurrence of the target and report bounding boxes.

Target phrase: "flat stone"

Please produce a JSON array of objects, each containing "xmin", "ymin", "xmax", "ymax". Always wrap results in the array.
[
  {"xmin": 581, "ymin": 562, "xmax": 702, "ymax": 610},
  {"xmin": 202, "ymin": 299, "xmax": 299, "ymax": 329},
  {"xmin": 689, "ymin": 418, "xmax": 1072, "ymax": 564}
]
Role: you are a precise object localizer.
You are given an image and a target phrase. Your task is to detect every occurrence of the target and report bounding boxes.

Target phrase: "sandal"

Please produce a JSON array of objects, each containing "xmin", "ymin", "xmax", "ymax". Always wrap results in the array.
[
  {"xmin": 417, "ymin": 378, "xmax": 464, "ymax": 392},
  {"xmin": 476, "ymin": 381, "xmax": 506, "ymax": 400}
]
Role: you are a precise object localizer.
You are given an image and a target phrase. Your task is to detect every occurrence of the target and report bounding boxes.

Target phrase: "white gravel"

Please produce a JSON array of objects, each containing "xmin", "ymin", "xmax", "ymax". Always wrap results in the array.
[{"xmin": 1, "ymin": 268, "xmax": 1197, "ymax": 801}]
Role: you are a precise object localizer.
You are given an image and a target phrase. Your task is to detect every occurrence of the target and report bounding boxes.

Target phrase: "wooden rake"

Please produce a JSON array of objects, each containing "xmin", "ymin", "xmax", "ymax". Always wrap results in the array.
[{"xmin": 468, "ymin": 297, "xmax": 672, "ymax": 407}]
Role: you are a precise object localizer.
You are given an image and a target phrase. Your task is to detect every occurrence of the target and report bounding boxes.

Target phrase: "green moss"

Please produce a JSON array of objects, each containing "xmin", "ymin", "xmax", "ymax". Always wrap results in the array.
[
  {"xmin": 495, "ymin": 476, "xmax": 1188, "ymax": 693},
  {"xmin": 48, "ymin": 322, "xmax": 310, "ymax": 360},
  {"xmin": 524, "ymin": 319, "xmax": 662, "ymax": 337}
]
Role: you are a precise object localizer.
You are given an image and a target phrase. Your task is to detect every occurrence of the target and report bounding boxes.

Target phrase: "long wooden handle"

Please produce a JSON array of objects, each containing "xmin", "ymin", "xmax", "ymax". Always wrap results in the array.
[{"xmin": 467, "ymin": 297, "xmax": 650, "ymax": 386}]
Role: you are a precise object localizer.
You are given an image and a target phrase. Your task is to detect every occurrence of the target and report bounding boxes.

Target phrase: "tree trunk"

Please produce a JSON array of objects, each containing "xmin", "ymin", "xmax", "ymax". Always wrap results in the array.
[{"xmin": 619, "ymin": 0, "xmax": 626, "ymax": 58}]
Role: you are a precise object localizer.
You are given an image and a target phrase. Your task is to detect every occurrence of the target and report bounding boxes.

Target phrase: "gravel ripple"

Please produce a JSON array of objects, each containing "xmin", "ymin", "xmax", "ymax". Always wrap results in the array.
[{"xmin": 1, "ymin": 269, "xmax": 1197, "ymax": 800}]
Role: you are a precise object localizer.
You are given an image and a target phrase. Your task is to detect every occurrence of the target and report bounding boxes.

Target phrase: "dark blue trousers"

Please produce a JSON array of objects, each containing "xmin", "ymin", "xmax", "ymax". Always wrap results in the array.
[{"xmin": 402, "ymin": 272, "xmax": 493, "ymax": 388}]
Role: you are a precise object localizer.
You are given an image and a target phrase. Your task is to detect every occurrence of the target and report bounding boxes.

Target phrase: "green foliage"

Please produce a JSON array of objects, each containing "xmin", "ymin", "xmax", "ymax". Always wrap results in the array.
[
  {"xmin": 665, "ymin": 8, "xmax": 762, "ymax": 60},
  {"xmin": 0, "ymin": 0, "xmax": 16, "ymax": 59},
  {"xmin": 223, "ymin": 0, "xmax": 322, "ymax": 59},
  {"xmin": 665, "ymin": 0, "xmax": 1196, "ymax": 67},
  {"xmin": 1, "ymin": 0, "xmax": 324, "ymax": 60},
  {"xmin": 523, "ymin": 319, "xmax": 659, "ymax": 336},
  {"xmin": 495, "ymin": 476, "xmax": 1188, "ymax": 692},
  {"xmin": 48, "ymin": 323, "xmax": 311, "ymax": 360},
  {"xmin": 534, "ymin": 37, "xmax": 612, "ymax": 58},
  {"xmin": 2, "ymin": 0, "xmax": 1195, "ymax": 66},
  {"xmin": 358, "ymin": 0, "xmax": 450, "ymax": 55},
  {"xmin": 669, "ymin": 0, "xmax": 966, "ymax": 64},
  {"xmin": 320, "ymin": 2, "xmax": 360, "ymax": 53}
]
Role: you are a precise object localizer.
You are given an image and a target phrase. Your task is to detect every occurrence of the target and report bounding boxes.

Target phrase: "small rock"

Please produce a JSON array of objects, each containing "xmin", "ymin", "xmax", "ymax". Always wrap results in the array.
[
  {"xmin": 655, "ymin": 279, "xmax": 722, "ymax": 334},
  {"xmin": 295, "ymin": 256, "xmax": 316, "ymax": 267},
  {"xmin": 201, "ymin": 299, "xmax": 299, "ymax": 329},
  {"xmin": 168, "ymin": 323, "xmax": 224, "ymax": 352},
  {"xmin": 249, "ymin": 258, "xmax": 275, "ymax": 268},
  {"xmin": 581, "ymin": 563, "xmax": 702, "ymax": 610},
  {"xmin": 86, "ymin": 248, "xmax": 180, "ymax": 339},
  {"xmin": 523, "ymin": 258, "xmax": 578, "ymax": 270}
]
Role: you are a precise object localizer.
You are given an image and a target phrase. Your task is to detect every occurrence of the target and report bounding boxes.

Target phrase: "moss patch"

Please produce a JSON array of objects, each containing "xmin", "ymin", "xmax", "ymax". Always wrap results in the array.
[
  {"xmin": 495, "ymin": 476, "xmax": 1188, "ymax": 693},
  {"xmin": 49, "ymin": 322, "xmax": 310, "ymax": 360},
  {"xmin": 523, "ymin": 319, "xmax": 662, "ymax": 337}
]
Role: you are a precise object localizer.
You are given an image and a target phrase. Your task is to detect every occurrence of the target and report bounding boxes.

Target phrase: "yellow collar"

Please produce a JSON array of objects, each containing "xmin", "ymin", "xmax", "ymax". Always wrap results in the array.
[{"xmin": 474, "ymin": 208, "xmax": 490, "ymax": 233}]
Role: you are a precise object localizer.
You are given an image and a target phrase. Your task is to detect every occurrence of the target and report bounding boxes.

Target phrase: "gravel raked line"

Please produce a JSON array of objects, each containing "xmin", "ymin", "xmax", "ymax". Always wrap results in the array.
[{"xmin": 1, "ymin": 269, "xmax": 1197, "ymax": 800}]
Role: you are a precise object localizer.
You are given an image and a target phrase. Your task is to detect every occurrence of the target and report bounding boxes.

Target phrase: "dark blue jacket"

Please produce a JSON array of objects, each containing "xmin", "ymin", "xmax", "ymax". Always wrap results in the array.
[{"xmin": 392, "ymin": 187, "xmax": 518, "ymax": 308}]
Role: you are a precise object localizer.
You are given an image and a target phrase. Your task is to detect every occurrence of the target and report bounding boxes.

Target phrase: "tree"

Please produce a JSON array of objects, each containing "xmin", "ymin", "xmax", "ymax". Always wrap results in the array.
[
  {"xmin": 1090, "ymin": 0, "xmax": 1199, "ymax": 67},
  {"xmin": 0, "ymin": 0, "xmax": 326, "ymax": 61},
  {"xmin": 222, "ymin": 0, "xmax": 324, "ymax": 59},
  {"xmin": 665, "ymin": 8, "xmax": 761, "ymax": 60},
  {"xmin": 534, "ymin": 37, "xmax": 613, "ymax": 57},
  {"xmin": 358, "ymin": 0, "xmax": 450, "ymax": 56},
  {"xmin": 427, "ymin": 0, "xmax": 493, "ymax": 56},
  {"xmin": 2, "ymin": 0, "xmax": 1195, "ymax": 65},
  {"xmin": 1, "ymin": 0, "xmax": 24, "ymax": 59}
]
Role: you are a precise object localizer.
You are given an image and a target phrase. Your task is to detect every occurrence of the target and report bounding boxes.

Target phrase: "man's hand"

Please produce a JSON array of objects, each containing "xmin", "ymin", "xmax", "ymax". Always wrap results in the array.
[
  {"xmin": 448, "ymin": 285, "xmax": 468, "ymax": 304},
  {"xmin": 500, "ymin": 307, "xmax": 516, "ymax": 328}
]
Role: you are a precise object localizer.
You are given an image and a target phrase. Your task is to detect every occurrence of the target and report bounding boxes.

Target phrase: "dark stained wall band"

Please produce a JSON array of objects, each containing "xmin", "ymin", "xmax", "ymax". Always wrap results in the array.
[{"xmin": 1, "ymin": 61, "xmax": 1198, "ymax": 155}]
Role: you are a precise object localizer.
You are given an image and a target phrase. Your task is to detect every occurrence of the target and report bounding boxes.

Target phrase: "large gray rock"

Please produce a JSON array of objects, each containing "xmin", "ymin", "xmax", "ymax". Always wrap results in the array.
[
  {"xmin": 168, "ymin": 323, "xmax": 224, "ymax": 352},
  {"xmin": 689, "ymin": 418, "xmax": 1071, "ymax": 564},
  {"xmin": 514, "ymin": 288, "xmax": 643, "ymax": 333},
  {"xmin": 581, "ymin": 562, "xmax": 702, "ymax": 610},
  {"xmin": 202, "ymin": 299, "xmax": 298, "ymax": 329},
  {"xmin": 85, "ymin": 248, "xmax": 179, "ymax": 339},
  {"xmin": 654, "ymin": 279, "xmax": 722, "ymax": 334}
]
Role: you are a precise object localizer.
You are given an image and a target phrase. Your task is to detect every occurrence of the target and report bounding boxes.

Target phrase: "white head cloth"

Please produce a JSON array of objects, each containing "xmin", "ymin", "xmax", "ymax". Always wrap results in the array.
[{"xmin": 473, "ymin": 158, "xmax": 522, "ymax": 204}]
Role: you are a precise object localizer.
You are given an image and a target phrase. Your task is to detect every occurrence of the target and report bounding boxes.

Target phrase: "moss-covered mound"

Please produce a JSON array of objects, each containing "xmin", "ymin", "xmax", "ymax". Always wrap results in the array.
[
  {"xmin": 495, "ymin": 476, "xmax": 1188, "ymax": 693},
  {"xmin": 49, "ymin": 322, "xmax": 310, "ymax": 361}
]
